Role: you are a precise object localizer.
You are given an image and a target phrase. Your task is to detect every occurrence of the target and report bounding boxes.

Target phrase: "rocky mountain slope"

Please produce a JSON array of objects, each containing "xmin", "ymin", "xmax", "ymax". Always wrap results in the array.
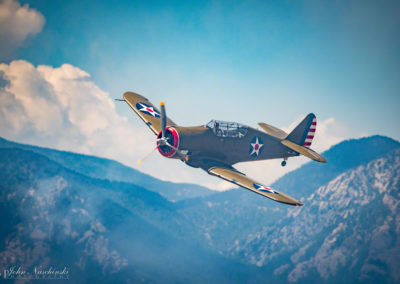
[
  {"xmin": 237, "ymin": 148, "xmax": 400, "ymax": 283},
  {"xmin": 0, "ymin": 147, "xmax": 259, "ymax": 283},
  {"xmin": 0, "ymin": 135, "xmax": 399, "ymax": 283},
  {"xmin": 176, "ymin": 136, "xmax": 400, "ymax": 257},
  {"xmin": 273, "ymin": 135, "xmax": 400, "ymax": 198},
  {"xmin": 0, "ymin": 137, "xmax": 213, "ymax": 201}
]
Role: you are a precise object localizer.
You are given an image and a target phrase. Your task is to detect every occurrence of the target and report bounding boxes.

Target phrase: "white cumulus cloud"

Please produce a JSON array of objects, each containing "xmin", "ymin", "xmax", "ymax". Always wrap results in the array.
[
  {"xmin": 0, "ymin": 60, "xmax": 222, "ymax": 190},
  {"xmin": 0, "ymin": 0, "xmax": 45, "ymax": 59},
  {"xmin": 0, "ymin": 60, "xmax": 149, "ymax": 164}
]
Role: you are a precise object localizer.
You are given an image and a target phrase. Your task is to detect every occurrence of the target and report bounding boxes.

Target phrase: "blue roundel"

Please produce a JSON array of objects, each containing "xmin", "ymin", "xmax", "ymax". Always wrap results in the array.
[
  {"xmin": 136, "ymin": 102, "xmax": 160, "ymax": 117},
  {"xmin": 249, "ymin": 136, "xmax": 264, "ymax": 157}
]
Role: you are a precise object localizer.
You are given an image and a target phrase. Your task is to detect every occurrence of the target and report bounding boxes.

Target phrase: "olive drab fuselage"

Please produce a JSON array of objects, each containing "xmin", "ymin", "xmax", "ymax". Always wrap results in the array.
[{"xmin": 172, "ymin": 123, "xmax": 298, "ymax": 168}]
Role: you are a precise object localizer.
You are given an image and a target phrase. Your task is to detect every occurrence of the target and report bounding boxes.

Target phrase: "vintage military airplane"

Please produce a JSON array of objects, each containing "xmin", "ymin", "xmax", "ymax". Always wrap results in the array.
[{"xmin": 120, "ymin": 92, "xmax": 326, "ymax": 206}]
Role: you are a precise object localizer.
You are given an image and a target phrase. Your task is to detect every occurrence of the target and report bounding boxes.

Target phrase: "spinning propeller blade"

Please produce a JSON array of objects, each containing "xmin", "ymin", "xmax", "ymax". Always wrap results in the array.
[
  {"xmin": 158, "ymin": 101, "xmax": 178, "ymax": 151},
  {"xmin": 160, "ymin": 101, "xmax": 166, "ymax": 138},
  {"xmin": 137, "ymin": 146, "xmax": 158, "ymax": 165},
  {"xmin": 139, "ymin": 101, "xmax": 178, "ymax": 164}
]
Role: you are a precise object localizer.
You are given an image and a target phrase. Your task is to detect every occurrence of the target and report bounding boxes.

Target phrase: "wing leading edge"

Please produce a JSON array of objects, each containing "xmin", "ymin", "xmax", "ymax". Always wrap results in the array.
[
  {"xmin": 123, "ymin": 92, "xmax": 176, "ymax": 135},
  {"xmin": 208, "ymin": 166, "xmax": 303, "ymax": 206}
]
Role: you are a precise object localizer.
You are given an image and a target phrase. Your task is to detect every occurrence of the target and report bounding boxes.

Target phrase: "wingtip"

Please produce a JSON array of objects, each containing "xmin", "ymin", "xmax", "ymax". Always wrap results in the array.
[{"xmin": 123, "ymin": 92, "xmax": 133, "ymax": 100}]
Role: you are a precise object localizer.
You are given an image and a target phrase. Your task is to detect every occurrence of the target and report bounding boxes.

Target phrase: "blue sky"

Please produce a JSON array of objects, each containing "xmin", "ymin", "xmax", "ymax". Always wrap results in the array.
[
  {"xmin": 1, "ymin": 0, "xmax": 399, "ymax": 189},
  {"xmin": 17, "ymin": 0, "xmax": 400, "ymax": 135}
]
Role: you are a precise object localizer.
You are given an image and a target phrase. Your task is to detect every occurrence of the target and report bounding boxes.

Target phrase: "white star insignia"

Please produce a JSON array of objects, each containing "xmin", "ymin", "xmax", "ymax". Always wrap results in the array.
[
  {"xmin": 254, "ymin": 184, "xmax": 277, "ymax": 194},
  {"xmin": 138, "ymin": 103, "xmax": 159, "ymax": 117},
  {"xmin": 250, "ymin": 137, "xmax": 263, "ymax": 156}
]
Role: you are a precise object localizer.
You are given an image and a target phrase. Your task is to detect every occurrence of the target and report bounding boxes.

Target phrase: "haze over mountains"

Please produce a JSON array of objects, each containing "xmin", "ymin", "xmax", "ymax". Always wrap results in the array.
[
  {"xmin": 0, "ymin": 135, "xmax": 399, "ymax": 283},
  {"xmin": 0, "ymin": 137, "xmax": 213, "ymax": 202}
]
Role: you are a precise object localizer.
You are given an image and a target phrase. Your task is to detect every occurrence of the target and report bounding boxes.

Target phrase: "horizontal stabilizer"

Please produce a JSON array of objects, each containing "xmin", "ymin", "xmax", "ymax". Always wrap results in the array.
[
  {"xmin": 281, "ymin": 139, "xmax": 326, "ymax": 163},
  {"xmin": 258, "ymin": 122, "xmax": 288, "ymax": 140}
]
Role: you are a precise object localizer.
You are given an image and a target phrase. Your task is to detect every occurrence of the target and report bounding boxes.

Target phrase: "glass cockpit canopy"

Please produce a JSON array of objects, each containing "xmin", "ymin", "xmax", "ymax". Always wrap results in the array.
[{"xmin": 206, "ymin": 120, "xmax": 248, "ymax": 138}]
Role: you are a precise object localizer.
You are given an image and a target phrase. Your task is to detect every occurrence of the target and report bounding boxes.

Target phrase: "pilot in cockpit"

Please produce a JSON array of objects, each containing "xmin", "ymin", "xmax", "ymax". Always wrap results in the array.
[{"xmin": 214, "ymin": 121, "xmax": 220, "ymax": 135}]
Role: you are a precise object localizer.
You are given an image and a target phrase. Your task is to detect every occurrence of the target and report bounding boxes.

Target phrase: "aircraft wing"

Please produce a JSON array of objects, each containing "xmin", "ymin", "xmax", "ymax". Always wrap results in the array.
[
  {"xmin": 207, "ymin": 166, "xmax": 303, "ymax": 206},
  {"xmin": 123, "ymin": 92, "xmax": 176, "ymax": 135}
]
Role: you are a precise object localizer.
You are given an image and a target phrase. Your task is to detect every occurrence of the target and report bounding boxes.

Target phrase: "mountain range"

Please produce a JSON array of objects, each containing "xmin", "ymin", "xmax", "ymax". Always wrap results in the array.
[
  {"xmin": 0, "ymin": 135, "xmax": 399, "ymax": 283},
  {"xmin": 0, "ymin": 137, "xmax": 213, "ymax": 202}
]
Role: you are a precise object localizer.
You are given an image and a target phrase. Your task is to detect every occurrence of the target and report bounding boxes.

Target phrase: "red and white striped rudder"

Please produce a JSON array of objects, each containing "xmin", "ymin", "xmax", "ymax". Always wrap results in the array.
[{"xmin": 303, "ymin": 116, "xmax": 316, "ymax": 147}]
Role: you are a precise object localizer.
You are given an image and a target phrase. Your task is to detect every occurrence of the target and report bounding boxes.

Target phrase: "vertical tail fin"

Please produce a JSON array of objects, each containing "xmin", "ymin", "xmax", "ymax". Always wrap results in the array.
[{"xmin": 286, "ymin": 113, "xmax": 316, "ymax": 147}]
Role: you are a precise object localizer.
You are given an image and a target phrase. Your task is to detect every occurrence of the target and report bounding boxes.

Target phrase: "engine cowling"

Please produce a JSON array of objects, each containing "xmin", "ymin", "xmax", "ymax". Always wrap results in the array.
[{"xmin": 157, "ymin": 126, "xmax": 179, "ymax": 157}]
